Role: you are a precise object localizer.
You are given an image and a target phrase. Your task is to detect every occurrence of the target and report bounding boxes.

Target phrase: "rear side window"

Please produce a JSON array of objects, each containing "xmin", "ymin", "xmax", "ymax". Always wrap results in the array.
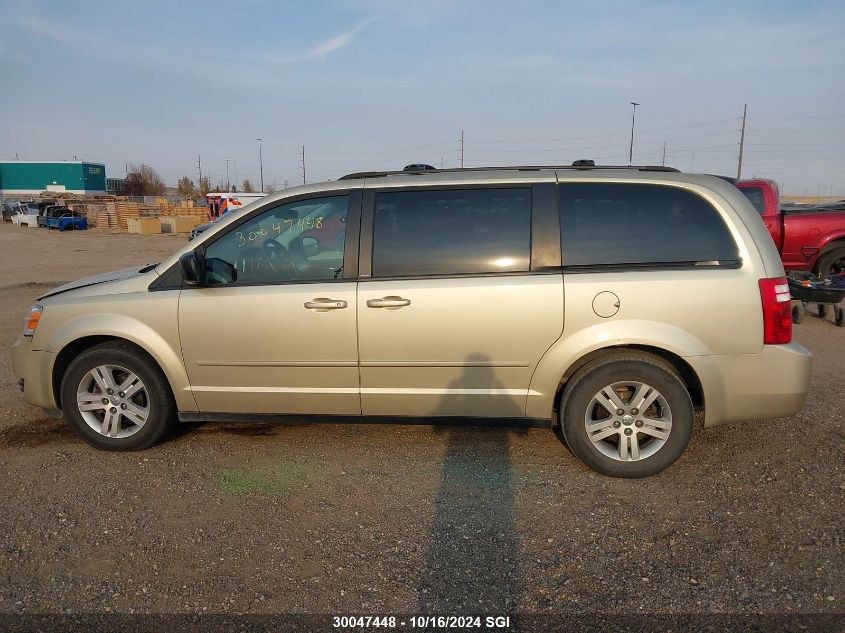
[
  {"xmin": 559, "ymin": 183, "xmax": 739, "ymax": 267},
  {"xmin": 372, "ymin": 188, "xmax": 531, "ymax": 277},
  {"xmin": 739, "ymin": 186, "xmax": 766, "ymax": 214}
]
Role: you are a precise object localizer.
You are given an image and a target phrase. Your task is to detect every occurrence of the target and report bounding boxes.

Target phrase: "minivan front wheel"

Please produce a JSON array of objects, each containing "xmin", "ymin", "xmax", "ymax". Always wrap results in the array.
[
  {"xmin": 61, "ymin": 341, "xmax": 176, "ymax": 451},
  {"xmin": 560, "ymin": 355, "xmax": 693, "ymax": 478}
]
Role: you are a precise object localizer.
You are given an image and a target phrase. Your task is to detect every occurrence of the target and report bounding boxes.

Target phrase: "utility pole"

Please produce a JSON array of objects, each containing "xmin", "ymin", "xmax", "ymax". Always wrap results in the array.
[
  {"xmin": 284, "ymin": 179, "xmax": 288, "ymax": 189},
  {"xmin": 256, "ymin": 139, "xmax": 264, "ymax": 193},
  {"xmin": 460, "ymin": 130, "xmax": 465, "ymax": 168},
  {"xmin": 737, "ymin": 103, "xmax": 747, "ymax": 179},
  {"xmin": 196, "ymin": 154, "xmax": 202, "ymax": 184},
  {"xmin": 225, "ymin": 159, "xmax": 230, "ymax": 192},
  {"xmin": 628, "ymin": 102, "xmax": 640, "ymax": 165},
  {"xmin": 662, "ymin": 142, "xmax": 666, "ymax": 167},
  {"xmin": 301, "ymin": 145, "xmax": 306, "ymax": 184}
]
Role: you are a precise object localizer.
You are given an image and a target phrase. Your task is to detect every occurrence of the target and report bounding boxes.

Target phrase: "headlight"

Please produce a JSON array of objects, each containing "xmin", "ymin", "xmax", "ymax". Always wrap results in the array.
[{"xmin": 23, "ymin": 305, "xmax": 43, "ymax": 336}]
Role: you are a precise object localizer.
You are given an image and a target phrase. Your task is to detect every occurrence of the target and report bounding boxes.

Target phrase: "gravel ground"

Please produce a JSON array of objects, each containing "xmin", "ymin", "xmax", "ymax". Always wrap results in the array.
[{"xmin": 0, "ymin": 225, "xmax": 842, "ymax": 625}]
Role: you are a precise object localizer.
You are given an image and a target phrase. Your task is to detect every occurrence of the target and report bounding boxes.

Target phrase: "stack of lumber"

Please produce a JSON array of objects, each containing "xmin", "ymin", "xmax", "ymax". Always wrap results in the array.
[
  {"xmin": 89, "ymin": 202, "xmax": 120, "ymax": 232},
  {"xmin": 161, "ymin": 200, "xmax": 208, "ymax": 221},
  {"xmin": 115, "ymin": 200, "xmax": 143, "ymax": 230}
]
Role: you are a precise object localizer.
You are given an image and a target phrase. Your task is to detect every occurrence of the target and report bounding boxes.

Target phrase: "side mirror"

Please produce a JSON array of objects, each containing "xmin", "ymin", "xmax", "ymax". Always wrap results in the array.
[
  {"xmin": 179, "ymin": 251, "xmax": 202, "ymax": 286},
  {"xmin": 301, "ymin": 236, "xmax": 319, "ymax": 257}
]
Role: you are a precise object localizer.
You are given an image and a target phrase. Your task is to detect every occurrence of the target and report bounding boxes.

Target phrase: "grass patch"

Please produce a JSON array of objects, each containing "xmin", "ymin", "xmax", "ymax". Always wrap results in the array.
[{"xmin": 220, "ymin": 458, "xmax": 326, "ymax": 495}]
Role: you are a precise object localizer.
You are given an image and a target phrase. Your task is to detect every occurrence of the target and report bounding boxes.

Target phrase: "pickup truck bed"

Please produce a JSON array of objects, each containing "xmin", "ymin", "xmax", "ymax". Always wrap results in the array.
[{"xmin": 45, "ymin": 215, "xmax": 88, "ymax": 231}]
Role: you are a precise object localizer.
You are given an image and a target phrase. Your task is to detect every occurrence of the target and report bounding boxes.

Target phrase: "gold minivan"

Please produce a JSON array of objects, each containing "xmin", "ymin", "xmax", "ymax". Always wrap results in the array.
[{"xmin": 11, "ymin": 164, "xmax": 812, "ymax": 477}]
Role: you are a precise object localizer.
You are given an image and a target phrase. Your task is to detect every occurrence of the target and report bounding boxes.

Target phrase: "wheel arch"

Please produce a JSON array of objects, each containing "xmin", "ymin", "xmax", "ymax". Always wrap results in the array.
[
  {"xmin": 812, "ymin": 236, "xmax": 845, "ymax": 275},
  {"xmin": 52, "ymin": 335, "xmax": 190, "ymax": 412},
  {"xmin": 548, "ymin": 344, "xmax": 704, "ymax": 425}
]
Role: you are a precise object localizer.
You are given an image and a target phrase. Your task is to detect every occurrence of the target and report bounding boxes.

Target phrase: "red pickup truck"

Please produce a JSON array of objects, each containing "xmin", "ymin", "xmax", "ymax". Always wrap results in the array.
[{"xmin": 735, "ymin": 178, "xmax": 845, "ymax": 277}]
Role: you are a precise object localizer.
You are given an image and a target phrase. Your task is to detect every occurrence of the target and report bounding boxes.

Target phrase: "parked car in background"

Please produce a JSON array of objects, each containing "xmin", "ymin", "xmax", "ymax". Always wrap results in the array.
[
  {"xmin": 188, "ymin": 222, "xmax": 211, "ymax": 241},
  {"xmin": 37, "ymin": 205, "xmax": 72, "ymax": 228},
  {"xmin": 44, "ymin": 209, "xmax": 87, "ymax": 231},
  {"xmin": 12, "ymin": 163, "xmax": 811, "ymax": 478},
  {"xmin": 2, "ymin": 201, "xmax": 20, "ymax": 222},
  {"xmin": 735, "ymin": 179, "xmax": 845, "ymax": 277},
  {"xmin": 11, "ymin": 203, "xmax": 40, "ymax": 227}
]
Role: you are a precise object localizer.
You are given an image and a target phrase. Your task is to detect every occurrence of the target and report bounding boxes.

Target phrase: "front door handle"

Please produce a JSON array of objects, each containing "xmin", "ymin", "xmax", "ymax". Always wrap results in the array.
[
  {"xmin": 366, "ymin": 296, "xmax": 411, "ymax": 308},
  {"xmin": 304, "ymin": 298, "xmax": 348, "ymax": 310}
]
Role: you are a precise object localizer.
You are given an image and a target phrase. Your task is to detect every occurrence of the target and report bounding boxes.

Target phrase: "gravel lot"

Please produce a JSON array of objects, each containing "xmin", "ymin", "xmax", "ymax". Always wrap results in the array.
[{"xmin": 0, "ymin": 224, "xmax": 842, "ymax": 624}]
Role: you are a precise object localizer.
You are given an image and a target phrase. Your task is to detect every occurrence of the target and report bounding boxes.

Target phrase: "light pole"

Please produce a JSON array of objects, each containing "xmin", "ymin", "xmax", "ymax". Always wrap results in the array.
[
  {"xmin": 256, "ymin": 138, "xmax": 264, "ymax": 193},
  {"xmin": 628, "ymin": 102, "xmax": 640, "ymax": 165}
]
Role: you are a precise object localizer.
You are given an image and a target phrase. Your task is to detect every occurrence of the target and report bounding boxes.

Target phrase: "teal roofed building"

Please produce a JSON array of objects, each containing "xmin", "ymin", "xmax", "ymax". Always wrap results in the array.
[{"xmin": 0, "ymin": 161, "xmax": 107, "ymax": 196}]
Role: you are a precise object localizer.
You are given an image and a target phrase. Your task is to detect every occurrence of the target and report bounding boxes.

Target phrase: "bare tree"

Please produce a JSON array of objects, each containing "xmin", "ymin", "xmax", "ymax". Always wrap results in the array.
[
  {"xmin": 265, "ymin": 184, "xmax": 276, "ymax": 193},
  {"xmin": 123, "ymin": 164, "xmax": 166, "ymax": 196},
  {"xmin": 241, "ymin": 179, "xmax": 255, "ymax": 193},
  {"xmin": 198, "ymin": 176, "xmax": 211, "ymax": 197},
  {"xmin": 177, "ymin": 176, "xmax": 195, "ymax": 198}
]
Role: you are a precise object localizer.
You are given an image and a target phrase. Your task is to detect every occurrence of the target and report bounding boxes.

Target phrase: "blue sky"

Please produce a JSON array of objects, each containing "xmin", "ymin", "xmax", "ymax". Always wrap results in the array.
[{"xmin": 1, "ymin": 0, "xmax": 844, "ymax": 194}]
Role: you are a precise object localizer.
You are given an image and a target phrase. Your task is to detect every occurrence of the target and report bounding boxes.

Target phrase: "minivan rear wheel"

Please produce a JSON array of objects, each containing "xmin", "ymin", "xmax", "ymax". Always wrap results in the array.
[
  {"xmin": 61, "ymin": 341, "xmax": 176, "ymax": 451},
  {"xmin": 560, "ymin": 354, "xmax": 693, "ymax": 478}
]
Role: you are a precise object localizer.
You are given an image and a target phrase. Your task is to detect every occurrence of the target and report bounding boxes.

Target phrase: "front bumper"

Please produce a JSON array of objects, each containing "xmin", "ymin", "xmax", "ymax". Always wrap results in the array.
[
  {"xmin": 11, "ymin": 335, "xmax": 59, "ymax": 413},
  {"xmin": 687, "ymin": 342, "xmax": 812, "ymax": 427}
]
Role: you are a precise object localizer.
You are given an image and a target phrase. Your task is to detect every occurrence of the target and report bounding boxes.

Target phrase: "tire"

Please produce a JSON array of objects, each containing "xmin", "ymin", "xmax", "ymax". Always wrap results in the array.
[
  {"xmin": 818, "ymin": 304, "xmax": 828, "ymax": 319},
  {"xmin": 814, "ymin": 247, "xmax": 845, "ymax": 279},
  {"xmin": 836, "ymin": 307, "xmax": 845, "ymax": 328},
  {"xmin": 60, "ymin": 341, "xmax": 176, "ymax": 451},
  {"xmin": 791, "ymin": 303, "xmax": 804, "ymax": 324},
  {"xmin": 559, "ymin": 353, "xmax": 694, "ymax": 478}
]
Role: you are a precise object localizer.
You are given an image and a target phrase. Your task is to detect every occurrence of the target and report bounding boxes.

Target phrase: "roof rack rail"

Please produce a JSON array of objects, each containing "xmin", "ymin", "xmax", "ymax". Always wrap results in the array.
[{"xmin": 339, "ymin": 164, "xmax": 680, "ymax": 180}]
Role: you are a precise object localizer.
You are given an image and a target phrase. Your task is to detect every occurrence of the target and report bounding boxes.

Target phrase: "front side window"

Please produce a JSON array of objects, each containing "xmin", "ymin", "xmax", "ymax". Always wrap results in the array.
[
  {"xmin": 201, "ymin": 195, "xmax": 348, "ymax": 285},
  {"xmin": 371, "ymin": 188, "xmax": 531, "ymax": 277},
  {"xmin": 560, "ymin": 183, "xmax": 740, "ymax": 267}
]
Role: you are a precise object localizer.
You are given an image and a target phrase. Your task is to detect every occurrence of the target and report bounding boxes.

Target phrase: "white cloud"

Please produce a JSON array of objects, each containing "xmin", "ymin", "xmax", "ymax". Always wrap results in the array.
[{"xmin": 257, "ymin": 15, "xmax": 379, "ymax": 65}]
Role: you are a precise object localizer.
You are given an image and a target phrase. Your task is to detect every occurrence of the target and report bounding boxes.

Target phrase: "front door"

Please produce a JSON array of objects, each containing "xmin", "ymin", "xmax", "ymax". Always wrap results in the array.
[
  {"xmin": 356, "ymin": 185, "xmax": 564, "ymax": 418},
  {"xmin": 179, "ymin": 192, "xmax": 361, "ymax": 414}
]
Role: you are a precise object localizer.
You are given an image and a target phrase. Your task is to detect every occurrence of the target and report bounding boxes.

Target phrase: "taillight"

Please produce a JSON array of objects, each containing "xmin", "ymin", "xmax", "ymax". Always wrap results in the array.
[
  {"xmin": 23, "ymin": 305, "xmax": 43, "ymax": 336},
  {"xmin": 758, "ymin": 278, "xmax": 792, "ymax": 344}
]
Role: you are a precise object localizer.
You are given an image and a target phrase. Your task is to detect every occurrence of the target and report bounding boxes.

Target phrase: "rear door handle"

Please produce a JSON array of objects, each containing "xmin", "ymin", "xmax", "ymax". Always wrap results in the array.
[
  {"xmin": 366, "ymin": 296, "xmax": 411, "ymax": 308},
  {"xmin": 304, "ymin": 298, "xmax": 348, "ymax": 310}
]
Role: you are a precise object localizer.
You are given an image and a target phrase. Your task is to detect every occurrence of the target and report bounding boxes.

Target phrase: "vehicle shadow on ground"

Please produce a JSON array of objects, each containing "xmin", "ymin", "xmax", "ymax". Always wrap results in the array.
[
  {"xmin": 418, "ymin": 355, "xmax": 524, "ymax": 611},
  {"xmin": 0, "ymin": 417, "xmax": 75, "ymax": 448}
]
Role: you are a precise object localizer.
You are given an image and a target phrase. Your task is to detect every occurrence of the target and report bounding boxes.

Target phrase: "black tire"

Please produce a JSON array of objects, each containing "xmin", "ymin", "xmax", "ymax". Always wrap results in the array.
[
  {"xmin": 836, "ymin": 307, "xmax": 845, "ymax": 328},
  {"xmin": 559, "ymin": 353, "xmax": 694, "ymax": 478},
  {"xmin": 60, "ymin": 341, "xmax": 176, "ymax": 451},
  {"xmin": 818, "ymin": 304, "xmax": 828, "ymax": 319},
  {"xmin": 814, "ymin": 247, "xmax": 845, "ymax": 279},
  {"xmin": 791, "ymin": 303, "xmax": 804, "ymax": 324}
]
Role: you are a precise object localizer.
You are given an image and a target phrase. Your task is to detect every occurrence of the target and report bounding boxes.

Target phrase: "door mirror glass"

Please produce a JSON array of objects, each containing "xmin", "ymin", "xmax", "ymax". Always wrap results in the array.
[
  {"xmin": 178, "ymin": 251, "xmax": 202, "ymax": 286},
  {"xmin": 204, "ymin": 257, "xmax": 239, "ymax": 285}
]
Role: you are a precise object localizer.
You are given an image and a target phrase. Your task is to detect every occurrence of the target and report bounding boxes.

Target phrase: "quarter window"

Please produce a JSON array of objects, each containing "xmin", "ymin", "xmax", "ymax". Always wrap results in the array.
[
  {"xmin": 371, "ymin": 188, "xmax": 531, "ymax": 277},
  {"xmin": 559, "ymin": 183, "xmax": 739, "ymax": 267},
  {"xmin": 201, "ymin": 195, "xmax": 349, "ymax": 285}
]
